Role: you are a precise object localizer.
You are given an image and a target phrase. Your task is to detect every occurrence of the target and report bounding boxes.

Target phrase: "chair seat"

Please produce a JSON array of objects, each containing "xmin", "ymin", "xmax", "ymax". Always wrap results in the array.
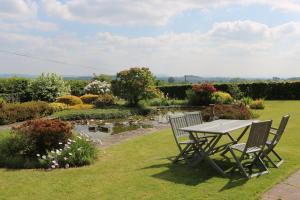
[
  {"xmin": 231, "ymin": 143, "xmax": 261, "ymax": 153},
  {"xmin": 179, "ymin": 138, "xmax": 207, "ymax": 145}
]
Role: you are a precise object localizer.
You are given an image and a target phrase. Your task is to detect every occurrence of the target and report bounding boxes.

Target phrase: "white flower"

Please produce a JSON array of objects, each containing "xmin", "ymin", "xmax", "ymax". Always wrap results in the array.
[
  {"xmin": 51, "ymin": 150, "xmax": 55, "ymax": 154},
  {"xmin": 68, "ymin": 153, "xmax": 72, "ymax": 156},
  {"xmin": 36, "ymin": 154, "xmax": 40, "ymax": 157},
  {"xmin": 65, "ymin": 164, "xmax": 70, "ymax": 169},
  {"xmin": 64, "ymin": 157, "xmax": 68, "ymax": 161},
  {"xmin": 51, "ymin": 165, "xmax": 55, "ymax": 169},
  {"xmin": 42, "ymin": 155, "xmax": 47, "ymax": 159},
  {"xmin": 77, "ymin": 136, "xmax": 82, "ymax": 139},
  {"xmin": 59, "ymin": 142, "xmax": 63, "ymax": 145}
]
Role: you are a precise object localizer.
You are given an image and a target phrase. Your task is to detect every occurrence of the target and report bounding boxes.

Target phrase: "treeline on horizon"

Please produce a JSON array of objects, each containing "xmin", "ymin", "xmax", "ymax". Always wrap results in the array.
[{"xmin": 1, "ymin": 73, "xmax": 300, "ymax": 85}]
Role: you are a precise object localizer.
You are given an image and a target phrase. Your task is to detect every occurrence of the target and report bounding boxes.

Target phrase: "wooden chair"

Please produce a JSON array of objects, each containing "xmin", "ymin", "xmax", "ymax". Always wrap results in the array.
[
  {"xmin": 169, "ymin": 115, "xmax": 206, "ymax": 164},
  {"xmin": 227, "ymin": 120, "xmax": 272, "ymax": 179},
  {"xmin": 185, "ymin": 111, "xmax": 203, "ymax": 126},
  {"xmin": 262, "ymin": 115, "xmax": 290, "ymax": 168}
]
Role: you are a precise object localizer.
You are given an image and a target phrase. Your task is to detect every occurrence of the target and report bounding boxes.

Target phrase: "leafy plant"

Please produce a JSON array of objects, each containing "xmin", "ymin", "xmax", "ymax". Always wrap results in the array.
[
  {"xmin": 227, "ymin": 84, "xmax": 244, "ymax": 100},
  {"xmin": 30, "ymin": 73, "xmax": 70, "ymax": 102},
  {"xmin": 38, "ymin": 134, "xmax": 98, "ymax": 169},
  {"xmin": 111, "ymin": 67, "xmax": 157, "ymax": 106},
  {"xmin": 241, "ymin": 96, "xmax": 253, "ymax": 105},
  {"xmin": 56, "ymin": 95, "xmax": 83, "ymax": 105}
]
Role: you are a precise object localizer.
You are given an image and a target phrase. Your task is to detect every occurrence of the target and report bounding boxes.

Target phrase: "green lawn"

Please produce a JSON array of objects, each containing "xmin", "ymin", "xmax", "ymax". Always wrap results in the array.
[{"xmin": 0, "ymin": 101, "xmax": 300, "ymax": 200}]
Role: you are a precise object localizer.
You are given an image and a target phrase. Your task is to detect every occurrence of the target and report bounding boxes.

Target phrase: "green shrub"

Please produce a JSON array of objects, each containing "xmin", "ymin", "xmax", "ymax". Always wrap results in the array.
[
  {"xmin": 241, "ymin": 96, "xmax": 253, "ymax": 105},
  {"xmin": 0, "ymin": 133, "xmax": 39, "ymax": 169},
  {"xmin": 227, "ymin": 84, "xmax": 244, "ymax": 100},
  {"xmin": 250, "ymin": 99, "xmax": 265, "ymax": 109},
  {"xmin": 0, "ymin": 97, "xmax": 5, "ymax": 108},
  {"xmin": 190, "ymin": 83, "xmax": 217, "ymax": 106},
  {"xmin": 67, "ymin": 80, "xmax": 89, "ymax": 96},
  {"xmin": 80, "ymin": 94, "xmax": 99, "ymax": 104},
  {"xmin": 186, "ymin": 89, "xmax": 197, "ymax": 105},
  {"xmin": 0, "ymin": 101, "xmax": 54, "ymax": 125},
  {"xmin": 111, "ymin": 67, "xmax": 157, "ymax": 106},
  {"xmin": 94, "ymin": 94, "xmax": 115, "ymax": 108},
  {"xmin": 12, "ymin": 119, "xmax": 73, "ymax": 155},
  {"xmin": 0, "ymin": 77, "xmax": 32, "ymax": 102},
  {"xmin": 57, "ymin": 95, "xmax": 83, "ymax": 105},
  {"xmin": 211, "ymin": 91, "xmax": 233, "ymax": 104},
  {"xmin": 30, "ymin": 73, "xmax": 70, "ymax": 102}
]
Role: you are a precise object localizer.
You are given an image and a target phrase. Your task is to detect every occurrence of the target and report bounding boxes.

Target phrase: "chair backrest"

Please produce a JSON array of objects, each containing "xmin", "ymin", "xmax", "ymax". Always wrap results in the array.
[
  {"xmin": 271, "ymin": 115, "xmax": 290, "ymax": 145},
  {"xmin": 185, "ymin": 111, "xmax": 203, "ymax": 126},
  {"xmin": 169, "ymin": 115, "xmax": 189, "ymax": 140},
  {"xmin": 245, "ymin": 120, "xmax": 272, "ymax": 151}
]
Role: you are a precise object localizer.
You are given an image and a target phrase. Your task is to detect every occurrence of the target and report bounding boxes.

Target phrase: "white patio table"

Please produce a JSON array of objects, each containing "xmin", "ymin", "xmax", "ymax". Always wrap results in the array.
[{"xmin": 179, "ymin": 119, "xmax": 259, "ymax": 175}]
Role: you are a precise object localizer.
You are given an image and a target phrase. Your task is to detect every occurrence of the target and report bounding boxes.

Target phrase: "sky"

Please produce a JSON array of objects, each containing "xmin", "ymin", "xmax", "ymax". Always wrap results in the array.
[{"xmin": 1, "ymin": 0, "xmax": 300, "ymax": 77}]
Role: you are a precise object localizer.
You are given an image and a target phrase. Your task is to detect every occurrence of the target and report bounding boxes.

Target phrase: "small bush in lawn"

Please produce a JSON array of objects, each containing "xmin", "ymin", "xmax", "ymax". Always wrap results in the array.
[
  {"xmin": 211, "ymin": 91, "xmax": 233, "ymax": 104},
  {"xmin": 250, "ymin": 99, "xmax": 265, "ymax": 109},
  {"xmin": 56, "ymin": 95, "xmax": 83, "ymax": 106},
  {"xmin": 80, "ymin": 94, "xmax": 99, "ymax": 104},
  {"xmin": 38, "ymin": 134, "xmax": 98, "ymax": 169},
  {"xmin": 12, "ymin": 119, "xmax": 73, "ymax": 155},
  {"xmin": 94, "ymin": 94, "xmax": 115, "ymax": 108},
  {"xmin": 49, "ymin": 102, "xmax": 69, "ymax": 112},
  {"xmin": 0, "ymin": 101, "xmax": 54, "ymax": 125},
  {"xmin": 186, "ymin": 89, "xmax": 198, "ymax": 105}
]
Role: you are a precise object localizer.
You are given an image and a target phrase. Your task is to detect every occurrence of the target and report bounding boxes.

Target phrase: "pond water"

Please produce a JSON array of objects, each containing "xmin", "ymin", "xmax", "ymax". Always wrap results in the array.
[{"xmin": 73, "ymin": 110, "xmax": 187, "ymax": 140}]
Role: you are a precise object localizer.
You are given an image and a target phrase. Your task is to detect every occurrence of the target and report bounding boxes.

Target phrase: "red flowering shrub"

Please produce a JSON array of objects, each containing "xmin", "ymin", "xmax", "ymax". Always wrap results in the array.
[
  {"xmin": 190, "ymin": 83, "xmax": 217, "ymax": 105},
  {"xmin": 12, "ymin": 119, "xmax": 73, "ymax": 156}
]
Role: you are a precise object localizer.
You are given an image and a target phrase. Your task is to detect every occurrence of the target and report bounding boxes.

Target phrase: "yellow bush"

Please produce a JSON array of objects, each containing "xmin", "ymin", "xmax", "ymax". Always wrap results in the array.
[
  {"xmin": 250, "ymin": 99, "xmax": 265, "ymax": 109},
  {"xmin": 212, "ymin": 91, "xmax": 233, "ymax": 104},
  {"xmin": 56, "ymin": 95, "xmax": 83, "ymax": 106},
  {"xmin": 49, "ymin": 102, "xmax": 69, "ymax": 112},
  {"xmin": 69, "ymin": 104, "xmax": 94, "ymax": 110},
  {"xmin": 80, "ymin": 94, "xmax": 99, "ymax": 104}
]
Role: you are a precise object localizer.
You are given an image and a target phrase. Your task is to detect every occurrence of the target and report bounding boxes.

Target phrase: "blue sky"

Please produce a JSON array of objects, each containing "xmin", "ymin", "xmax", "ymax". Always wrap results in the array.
[{"xmin": 1, "ymin": 0, "xmax": 300, "ymax": 77}]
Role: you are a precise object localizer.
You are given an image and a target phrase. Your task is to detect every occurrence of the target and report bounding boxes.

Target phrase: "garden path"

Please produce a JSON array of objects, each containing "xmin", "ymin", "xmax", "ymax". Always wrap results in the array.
[{"xmin": 262, "ymin": 170, "xmax": 300, "ymax": 200}]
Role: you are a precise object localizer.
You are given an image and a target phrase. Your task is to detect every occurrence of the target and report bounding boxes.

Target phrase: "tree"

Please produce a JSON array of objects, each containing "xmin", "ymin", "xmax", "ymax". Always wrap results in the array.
[
  {"xmin": 168, "ymin": 77, "xmax": 175, "ymax": 83},
  {"xmin": 92, "ymin": 73, "xmax": 113, "ymax": 83},
  {"xmin": 30, "ymin": 73, "xmax": 70, "ymax": 102},
  {"xmin": 111, "ymin": 67, "xmax": 157, "ymax": 106}
]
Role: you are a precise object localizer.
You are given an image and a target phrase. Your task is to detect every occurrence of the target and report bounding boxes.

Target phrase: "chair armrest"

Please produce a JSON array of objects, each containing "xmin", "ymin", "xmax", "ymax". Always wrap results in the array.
[{"xmin": 270, "ymin": 128, "xmax": 277, "ymax": 135}]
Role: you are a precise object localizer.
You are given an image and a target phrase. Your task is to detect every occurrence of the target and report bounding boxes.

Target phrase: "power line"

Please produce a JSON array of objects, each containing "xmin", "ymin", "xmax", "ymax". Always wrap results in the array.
[{"xmin": 0, "ymin": 49, "xmax": 98, "ymax": 70}]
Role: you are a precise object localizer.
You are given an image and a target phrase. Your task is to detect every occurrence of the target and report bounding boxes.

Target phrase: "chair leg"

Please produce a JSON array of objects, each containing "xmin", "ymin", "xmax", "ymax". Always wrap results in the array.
[
  {"xmin": 228, "ymin": 147, "xmax": 249, "ymax": 179},
  {"xmin": 271, "ymin": 149, "xmax": 284, "ymax": 168},
  {"xmin": 173, "ymin": 144, "xmax": 191, "ymax": 163},
  {"xmin": 248, "ymin": 156, "xmax": 269, "ymax": 178}
]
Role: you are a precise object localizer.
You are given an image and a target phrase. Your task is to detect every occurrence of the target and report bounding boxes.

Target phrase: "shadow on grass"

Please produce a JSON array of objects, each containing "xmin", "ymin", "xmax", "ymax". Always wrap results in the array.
[{"xmin": 140, "ymin": 156, "xmax": 250, "ymax": 188}]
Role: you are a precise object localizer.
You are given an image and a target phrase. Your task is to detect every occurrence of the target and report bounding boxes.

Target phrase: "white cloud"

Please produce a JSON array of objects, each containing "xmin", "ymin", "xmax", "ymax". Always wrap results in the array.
[
  {"xmin": 42, "ymin": 0, "xmax": 300, "ymax": 26},
  {"xmin": 1, "ymin": 20, "xmax": 300, "ymax": 77}
]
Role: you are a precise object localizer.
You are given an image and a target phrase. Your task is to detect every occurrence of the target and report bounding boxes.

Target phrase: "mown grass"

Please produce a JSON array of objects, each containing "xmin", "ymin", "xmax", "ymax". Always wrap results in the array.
[{"xmin": 0, "ymin": 101, "xmax": 299, "ymax": 200}]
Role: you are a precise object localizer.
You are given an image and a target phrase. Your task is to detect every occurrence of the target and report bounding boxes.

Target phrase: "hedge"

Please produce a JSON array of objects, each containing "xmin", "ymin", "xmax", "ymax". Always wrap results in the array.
[
  {"xmin": 0, "ymin": 77, "xmax": 32, "ymax": 102},
  {"xmin": 157, "ymin": 82, "xmax": 300, "ymax": 100}
]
